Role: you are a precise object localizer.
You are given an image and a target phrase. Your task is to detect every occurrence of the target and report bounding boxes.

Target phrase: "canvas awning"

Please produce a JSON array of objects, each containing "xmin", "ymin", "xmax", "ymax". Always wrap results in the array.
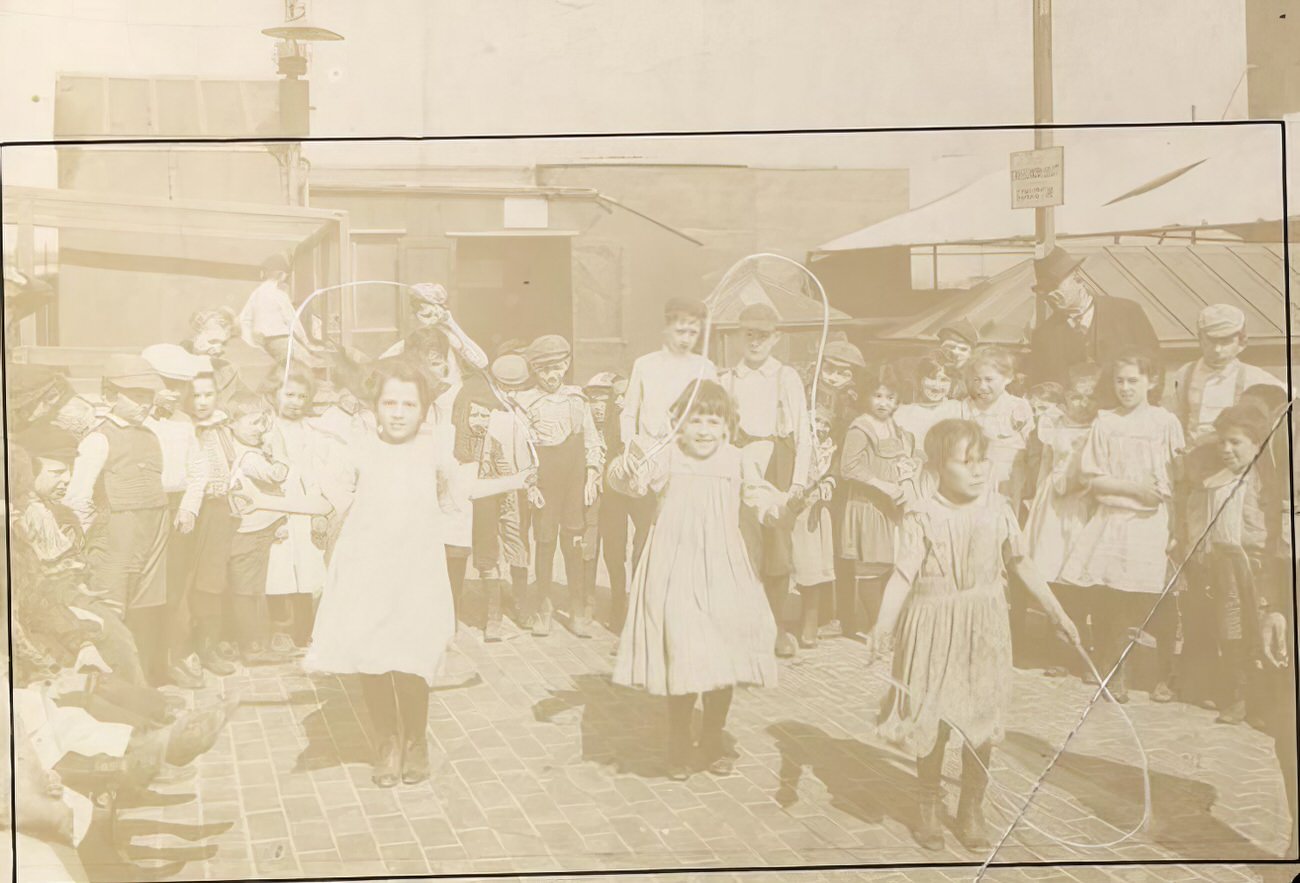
[
  {"xmin": 2, "ymin": 186, "xmax": 347, "ymax": 277},
  {"xmin": 707, "ymin": 264, "xmax": 852, "ymax": 327},
  {"xmin": 886, "ymin": 242, "xmax": 1295, "ymax": 348},
  {"xmin": 813, "ymin": 126, "xmax": 1290, "ymax": 253}
]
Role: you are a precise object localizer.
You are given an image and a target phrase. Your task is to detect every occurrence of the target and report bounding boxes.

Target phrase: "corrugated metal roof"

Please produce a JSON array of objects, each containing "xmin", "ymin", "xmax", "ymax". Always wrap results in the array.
[{"xmin": 887, "ymin": 243, "xmax": 1294, "ymax": 346}]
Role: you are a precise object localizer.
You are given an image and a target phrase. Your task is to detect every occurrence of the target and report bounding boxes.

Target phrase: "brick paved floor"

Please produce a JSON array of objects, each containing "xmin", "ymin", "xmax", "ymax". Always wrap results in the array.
[{"xmin": 66, "ymin": 583, "xmax": 1300, "ymax": 883}]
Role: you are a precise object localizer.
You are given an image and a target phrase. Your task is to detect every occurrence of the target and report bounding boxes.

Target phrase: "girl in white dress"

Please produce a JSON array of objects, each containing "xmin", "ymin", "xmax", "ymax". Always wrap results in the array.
[
  {"xmin": 304, "ymin": 362, "xmax": 529, "ymax": 787},
  {"xmin": 957, "ymin": 346, "xmax": 1033, "ymax": 510},
  {"xmin": 263, "ymin": 368, "xmax": 338, "ymax": 651},
  {"xmin": 1059, "ymin": 350, "xmax": 1185, "ymax": 702}
]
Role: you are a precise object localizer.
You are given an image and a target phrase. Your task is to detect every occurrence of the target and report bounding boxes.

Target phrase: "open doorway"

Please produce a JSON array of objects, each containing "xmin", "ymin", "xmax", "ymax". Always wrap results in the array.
[{"xmin": 450, "ymin": 233, "xmax": 573, "ymax": 359}]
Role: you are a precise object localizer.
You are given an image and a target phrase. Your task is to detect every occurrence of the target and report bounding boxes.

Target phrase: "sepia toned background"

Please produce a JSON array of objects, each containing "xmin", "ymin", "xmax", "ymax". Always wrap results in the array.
[{"xmin": 3, "ymin": 2, "xmax": 1300, "ymax": 883}]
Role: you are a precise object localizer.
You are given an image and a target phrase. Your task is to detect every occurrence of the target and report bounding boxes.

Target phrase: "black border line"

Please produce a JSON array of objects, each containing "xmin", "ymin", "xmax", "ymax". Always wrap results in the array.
[
  {"xmin": 2, "ymin": 119, "xmax": 1297, "ymax": 883},
  {"xmin": 0, "ymin": 117, "xmax": 1283, "ymax": 150}
]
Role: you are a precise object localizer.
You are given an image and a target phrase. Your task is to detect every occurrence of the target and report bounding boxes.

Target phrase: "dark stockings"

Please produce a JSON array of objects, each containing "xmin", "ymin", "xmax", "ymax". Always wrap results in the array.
[{"xmin": 447, "ymin": 553, "xmax": 469, "ymax": 626}]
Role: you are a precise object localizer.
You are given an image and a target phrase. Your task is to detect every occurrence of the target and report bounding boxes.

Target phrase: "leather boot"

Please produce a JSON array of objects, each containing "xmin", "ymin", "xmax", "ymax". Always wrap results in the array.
[
  {"xmin": 954, "ymin": 750, "xmax": 991, "ymax": 850},
  {"xmin": 914, "ymin": 786, "xmax": 945, "ymax": 851},
  {"xmin": 373, "ymin": 735, "xmax": 402, "ymax": 788},
  {"xmin": 402, "ymin": 736, "xmax": 430, "ymax": 785},
  {"xmin": 954, "ymin": 789, "xmax": 990, "ymax": 850}
]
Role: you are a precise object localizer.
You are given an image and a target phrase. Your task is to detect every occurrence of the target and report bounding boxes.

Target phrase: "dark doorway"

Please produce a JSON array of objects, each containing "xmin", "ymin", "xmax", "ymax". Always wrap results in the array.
[{"xmin": 451, "ymin": 234, "xmax": 573, "ymax": 359}]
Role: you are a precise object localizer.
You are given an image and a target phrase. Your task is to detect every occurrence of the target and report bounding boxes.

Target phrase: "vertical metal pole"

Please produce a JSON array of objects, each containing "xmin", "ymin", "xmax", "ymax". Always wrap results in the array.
[
  {"xmin": 1033, "ymin": 0, "xmax": 1055, "ymax": 258},
  {"xmin": 1032, "ymin": 0, "xmax": 1056, "ymax": 331}
]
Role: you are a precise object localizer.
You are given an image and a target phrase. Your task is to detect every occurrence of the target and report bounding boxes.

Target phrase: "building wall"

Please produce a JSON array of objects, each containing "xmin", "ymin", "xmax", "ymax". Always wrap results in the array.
[
  {"xmin": 310, "ymin": 163, "xmax": 909, "ymax": 378},
  {"xmin": 0, "ymin": 0, "xmax": 1254, "ymax": 184}
]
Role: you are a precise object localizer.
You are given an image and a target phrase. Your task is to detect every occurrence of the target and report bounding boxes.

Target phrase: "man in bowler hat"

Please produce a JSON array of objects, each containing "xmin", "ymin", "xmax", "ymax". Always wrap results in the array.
[{"xmin": 1026, "ymin": 247, "xmax": 1159, "ymax": 387}]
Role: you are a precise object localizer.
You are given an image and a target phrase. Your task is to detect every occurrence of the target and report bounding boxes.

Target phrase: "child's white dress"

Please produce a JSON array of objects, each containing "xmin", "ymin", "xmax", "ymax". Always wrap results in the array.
[
  {"xmin": 612, "ymin": 443, "xmax": 778, "ymax": 696},
  {"xmin": 1059, "ymin": 404, "xmax": 1185, "ymax": 595},
  {"xmin": 264, "ymin": 417, "xmax": 335, "ymax": 598},
  {"xmin": 959, "ymin": 393, "xmax": 1033, "ymax": 506},
  {"xmin": 895, "ymin": 399, "xmax": 961, "ymax": 452},
  {"xmin": 304, "ymin": 431, "xmax": 458, "ymax": 685},
  {"xmin": 1024, "ymin": 419, "xmax": 1093, "ymax": 582}
]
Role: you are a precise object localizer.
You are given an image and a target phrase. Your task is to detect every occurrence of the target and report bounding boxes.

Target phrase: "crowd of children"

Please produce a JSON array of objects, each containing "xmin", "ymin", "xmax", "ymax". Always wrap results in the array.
[{"xmin": 7, "ymin": 282, "xmax": 1297, "ymax": 869}]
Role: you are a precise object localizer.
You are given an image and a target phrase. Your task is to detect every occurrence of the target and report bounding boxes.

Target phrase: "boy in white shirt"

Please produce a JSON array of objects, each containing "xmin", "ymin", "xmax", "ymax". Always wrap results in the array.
[{"xmin": 620, "ymin": 297, "xmax": 716, "ymax": 569}]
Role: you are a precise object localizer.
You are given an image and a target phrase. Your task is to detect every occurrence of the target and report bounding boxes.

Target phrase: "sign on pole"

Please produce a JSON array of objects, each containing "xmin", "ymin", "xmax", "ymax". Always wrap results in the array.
[{"xmin": 1010, "ymin": 145, "xmax": 1064, "ymax": 209}]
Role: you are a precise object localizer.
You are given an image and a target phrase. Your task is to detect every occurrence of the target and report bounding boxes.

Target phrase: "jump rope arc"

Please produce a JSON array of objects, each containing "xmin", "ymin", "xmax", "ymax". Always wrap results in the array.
[
  {"xmin": 631, "ymin": 252, "xmax": 831, "ymax": 470},
  {"xmin": 276, "ymin": 277, "xmax": 1282, "ymax": 872},
  {"xmin": 281, "ymin": 279, "xmax": 543, "ymax": 470},
  {"xmin": 973, "ymin": 398, "xmax": 1297, "ymax": 881}
]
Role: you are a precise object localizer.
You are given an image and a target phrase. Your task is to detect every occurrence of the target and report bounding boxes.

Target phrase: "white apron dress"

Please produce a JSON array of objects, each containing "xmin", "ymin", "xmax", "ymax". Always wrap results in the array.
[
  {"xmin": 264, "ymin": 418, "xmax": 332, "ymax": 597},
  {"xmin": 303, "ymin": 431, "xmax": 457, "ymax": 685}
]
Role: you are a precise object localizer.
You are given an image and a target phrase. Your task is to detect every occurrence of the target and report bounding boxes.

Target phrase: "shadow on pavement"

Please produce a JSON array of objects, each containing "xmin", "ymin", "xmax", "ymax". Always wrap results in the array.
[
  {"xmin": 532, "ymin": 672, "xmax": 669, "ymax": 779},
  {"xmin": 767, "ymin": 720, "xmax": 923, "ymax": 831}
]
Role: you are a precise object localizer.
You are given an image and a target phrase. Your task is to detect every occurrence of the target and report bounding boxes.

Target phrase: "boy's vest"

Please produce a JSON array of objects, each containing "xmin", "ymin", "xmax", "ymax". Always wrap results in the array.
[
  {"xmin": 95, "ymin": 421, "xmax": 167, "ymax": 512},
  {"xmin": 1172, "ymin": 360, "xmax": 1250, "ymax": 441}
]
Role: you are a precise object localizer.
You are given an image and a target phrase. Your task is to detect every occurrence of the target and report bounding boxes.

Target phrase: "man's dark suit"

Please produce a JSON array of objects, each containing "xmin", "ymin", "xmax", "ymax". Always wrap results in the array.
[{"xmin": 1028, "ymin": 295, "xmax": 1160, "ymax": 387}]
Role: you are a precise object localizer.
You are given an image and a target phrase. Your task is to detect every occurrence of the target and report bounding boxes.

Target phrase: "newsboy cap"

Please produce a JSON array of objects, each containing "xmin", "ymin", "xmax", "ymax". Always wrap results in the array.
[
  {"xmin": 8, "ymin": 365, "xmax": 68, "ymax": 412},
  {"xmin": 102, "ymin": 354, "xmax": 164, "ymax": 392},
  {"xmin": 525, "ymin": 335, "xmax": 572, "ymax": 367},
  {"xmin": 491, "ymin": 354, "xmax": 531, "ymax": 389},
  {"xmin": 409, "ymin": 282, "xmax": 448, "ymax": 307},
  {"xmin": 1197, "ymin": 303, "xmax": 1246, "ymax": 338},
  {"xmin": 141, "ymin": 343, "xmax": 207, "ymax": 381},
  {"xmin": 822, "ymin": 340, "xmax": 866, "ymax": 369},
  {"xmin": 937, "ymin": 318, "xmax": 980, "ymax": 347}
]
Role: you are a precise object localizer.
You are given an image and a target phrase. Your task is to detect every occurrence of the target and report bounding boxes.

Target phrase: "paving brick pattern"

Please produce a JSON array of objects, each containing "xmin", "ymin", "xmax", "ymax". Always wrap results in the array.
[{"xmin": 71, "ymin": 586, "xmax": 1300, "ymax": 883}]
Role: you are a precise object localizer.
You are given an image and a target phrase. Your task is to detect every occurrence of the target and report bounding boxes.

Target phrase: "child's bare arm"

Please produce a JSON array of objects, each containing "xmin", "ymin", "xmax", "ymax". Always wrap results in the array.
[{"xmin": 1009, "ymin": 556, "xmax": 1081, "ymax": 647}]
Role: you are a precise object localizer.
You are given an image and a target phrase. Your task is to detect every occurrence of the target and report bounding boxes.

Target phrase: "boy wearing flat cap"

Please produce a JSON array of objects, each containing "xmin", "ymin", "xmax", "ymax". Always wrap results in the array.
[
  {"xmin": 141, "ymin": 344, "xmax": 212, "ymax": 688},
  {"xmin": 490, "ymin": 353, "xmax": 545, "ymax": 618},
  {"xmin": 936, "ymin": 319, "xmax": 979, "ymax": 398},
  {"xmin": 62, "ymin": 355, "xmax": 173, "ymax": 685},
  {"xmin": 516, "ymin": 335, "xmax": 605, "ymax": 637},
  {"xmin": 719, "ymin": 303, "xmax": 814, "ymax": 657},
  {"xmin": 581, "ymin": 371, "xmax": 632, "ymax": 631},
  {"xmin": 1170, "ymin": 303, "xmax": 1284, "ymax": 447},
  {"xmin": 622, "ymin": 296, "xmax": 717, "ymax": 570}
]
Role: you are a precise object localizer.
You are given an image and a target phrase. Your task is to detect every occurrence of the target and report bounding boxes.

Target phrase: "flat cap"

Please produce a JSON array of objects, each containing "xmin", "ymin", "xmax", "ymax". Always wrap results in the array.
[
  {"xmin": 822, "ymin": 340, "xmax": 866, "ymax": 369},
  {"xmin": 583, "ymin": 371, "xmax": 624, "ymax": 391},
  {"xmin": 491, "ymin": 354, "xmax": 531, "ymax": 389},
  {"xmin": 409, "ymin": 282, "xmax": 448, "ymax": 307},
  {"xmin": 663, "ymin": 296, "xmax": 708, "ymax": 321},
  {"xmin": 102, "ymin": 354, "xmax": 163, "ymax": 392},
  {"xmin": 937, "ymin": 318, "xmax": 980, "ymax": 346},
  {"xmin": 738, "ymin": 303, "xmax": 779, "ymax": 333},
  {"xmin": 141, "ymin": 343, "xmax": 207, "ymax": 381},
  {"xmin": 524, "ymin": 334, "xmax": 572, "ymax": 366},
  {"xmin": 8, "ymin": 365, "xmax": 68, "ymax": 411},
  {"xmin": 17, "ymin": 423, "xmax": 80, "ymax": 465},
  {"xmin": 1197, "ymin": 303, "xmax": 1246, "ymax": 338}
]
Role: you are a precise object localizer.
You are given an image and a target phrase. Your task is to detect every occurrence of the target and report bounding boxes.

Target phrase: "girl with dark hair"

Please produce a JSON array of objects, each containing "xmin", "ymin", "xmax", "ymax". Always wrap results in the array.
[
  {"xmin": 609, "ymin": 379, "xmax": 779, "ymax": 780},
  {"xmin": 304, "ymin": 361, "xmax": 530, "ymax": 787},
  {"xmin": 868, "ymin": 418, "xmax": 1080, "ymax": 852},
  {"xmin": 838, "ymin": 362, "xmax": 921, "ymax": 640}
]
